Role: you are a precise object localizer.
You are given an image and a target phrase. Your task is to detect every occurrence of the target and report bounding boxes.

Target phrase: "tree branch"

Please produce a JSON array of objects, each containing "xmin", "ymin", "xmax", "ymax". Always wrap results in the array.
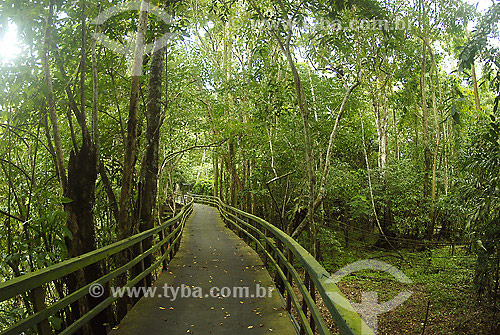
[{"xmin": 159, "ymin": 140, "xmax": 227, "ymax": 173}]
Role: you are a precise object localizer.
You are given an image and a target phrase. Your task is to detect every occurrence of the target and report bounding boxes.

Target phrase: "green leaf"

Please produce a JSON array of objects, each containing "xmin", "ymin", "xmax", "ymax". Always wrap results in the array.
[
  {"xmin": 450, "ymin": 105, "xmax": 460, "ymax": 125},
  {"xmin": 60, "ymin": 197, "xmax": 73, "ymax": 204},
  {"xmin": 62, "ymin": 226, "xmax": 73, "ymax": 240}
]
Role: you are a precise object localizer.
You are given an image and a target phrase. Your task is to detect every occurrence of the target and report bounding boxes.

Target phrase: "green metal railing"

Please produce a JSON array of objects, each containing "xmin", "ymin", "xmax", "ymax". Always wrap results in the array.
[
  {"xmin": 0, "ymin": 198, "xmax": 193, "ymax": 335},
  {"xmin": 192, "ymin": 194, "xmax": 373, "ymax": 335}
]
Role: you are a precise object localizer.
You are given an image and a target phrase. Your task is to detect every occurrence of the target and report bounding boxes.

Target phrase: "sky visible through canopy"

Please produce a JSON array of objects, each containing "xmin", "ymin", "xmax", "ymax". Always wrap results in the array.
[
  {"xmin": 0, "ymin": 21, "xmax": 20, "ymax": 61},
  {"xmin": 0, "ymin": 0, "xmax": 495, "ymax": 62}
]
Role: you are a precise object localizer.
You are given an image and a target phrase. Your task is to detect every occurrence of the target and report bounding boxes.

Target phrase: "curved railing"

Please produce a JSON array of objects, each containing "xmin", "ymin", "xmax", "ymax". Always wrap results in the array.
[
  {"xmin": 192, "ymin": 194, "xmax": 373, "ymax": 335},
  {"xmin": 0, "ymin": 199, "xmax": 193, "ymax": 335}
]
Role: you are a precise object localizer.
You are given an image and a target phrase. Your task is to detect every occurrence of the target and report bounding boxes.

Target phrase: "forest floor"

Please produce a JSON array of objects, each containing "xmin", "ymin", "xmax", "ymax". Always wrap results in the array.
[{"xmin": 316, "ymin": 233, "xmax": 500, "ymax": 334}]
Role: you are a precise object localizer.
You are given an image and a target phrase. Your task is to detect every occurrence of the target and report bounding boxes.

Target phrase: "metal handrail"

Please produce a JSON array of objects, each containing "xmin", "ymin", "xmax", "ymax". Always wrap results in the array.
[
  {"xmin": 0, "ymin": 198, "xmax": 194, "ymax": 335},
  {"xmin": 191, "ymin": 194, "xmax": 373, "ymax": 335}
]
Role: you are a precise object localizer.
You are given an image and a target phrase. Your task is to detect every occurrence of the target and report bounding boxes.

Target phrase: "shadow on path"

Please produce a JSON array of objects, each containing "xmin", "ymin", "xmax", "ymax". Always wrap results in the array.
[{"xmin": 110, "ymin": 203, "xmax": 296, "ymax": 334}]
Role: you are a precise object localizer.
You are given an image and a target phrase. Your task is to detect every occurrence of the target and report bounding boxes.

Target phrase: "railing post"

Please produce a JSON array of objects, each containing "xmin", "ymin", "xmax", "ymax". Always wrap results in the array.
[
  {"xmin": 300, "ymin": 272, "xmax": 309, "ymax": 335},
  {"xmin": 241, "ymin": 212, "xmax": 249, "ymax": 244},
  {"xmin": 139, "ymin": 240, "xmax": 146, "ymax": 288},
  {"xmin": 309, "ymin": 276, "xmax": 316, "ymax": 333},
  {"xmin": 159, "ymin": 229, "xmax": 168, "ymax": 269},
  {"xmin": 169, "ymin": 223, "xmax": 174, "ymax": 261},
  {"xmin": 286, "ymin": 249, "xmax": 292, "ymax": 312},
  {"xmin": 263, "ymin": 228, "xmax": 270, "ymax": 268},
  {"xmin": 248, "ymin": 214, "xmax": 256, "ymax": 249},
  {"xmin": 275, "ymin": 241, "xmax": 285, "ymax": 296},
  {"xmin": 174, "ymin": 218, "xmax": 181, "ymax": 254}
]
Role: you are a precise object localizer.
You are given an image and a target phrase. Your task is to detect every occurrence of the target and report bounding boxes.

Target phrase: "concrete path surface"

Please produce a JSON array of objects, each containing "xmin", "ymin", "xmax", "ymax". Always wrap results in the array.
[{"xmin": 110, "ymin": 203, "xmax": 296, "ymax": 334}]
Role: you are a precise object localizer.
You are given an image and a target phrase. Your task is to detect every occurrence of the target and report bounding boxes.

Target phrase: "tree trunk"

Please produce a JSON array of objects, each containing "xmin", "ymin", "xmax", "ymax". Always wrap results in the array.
[
  {"xmin": 229, "ymin": 139, "xmax": 237, "ymax": 207},
  {"xmin": 134, "ymin": 45, "xmax": 164, "ymax": 291},
  {"xmin": 43, "ymin": 1, "xmax": 107, "ymax": 332},
  {"xmin": 214, "ymin": 153, "xmax": 219, "ymax": 197},
  {"xmin": 291, "ymin": 80, "xmax": 359, "ymax": 240},
  {"xmin": 471, "ymin": 62, "xmax": 481, "ymax": 111},
  {"xmin": 372, "ymin": 96, "xmax": 389, "ymax": 170},
  {"xmin": 250, "ymin": 160, "xmax": 256, "ymax": 214},
  {"xmin": 224, "ymin": 168, "xmax": 229, "ymax": 203},
  {"xmin": 244, "ymin": 160, "xmax": 250, "ymax": 213},
  {"xmin": 420, "ymin": 39, "xmax": 431, "ymax": 201},
  {"xmin": 66, "ymin": 140, "xmax": 107, "ymax": 335},
  {"xmin": 286, "ymin": 45, "xmax": 317, "ymax": 254},
  {"xmin": 116, "ymin": 0, "xmax": 150, "ymax": 321},
  {"xmin": 426, "ymin": 43, "xmax": 442, "ymax": 240},
  {"xmin": 393, "ymin": 108, "xmax": 399, "ymax": 160},
  {"xmin": 42, "ymin": 0, "xmax": 67, "ymax": 196},
  {"xmin": 219, "ymin": 157, "xmax": 224, "ymax": 200},
  {"xmin": 372, "ymin": 90, "xmax": 392, "ymax": 246},
  {"xmin": 247, "ymin": 0, "xmax": 316, "ymax": 250}
]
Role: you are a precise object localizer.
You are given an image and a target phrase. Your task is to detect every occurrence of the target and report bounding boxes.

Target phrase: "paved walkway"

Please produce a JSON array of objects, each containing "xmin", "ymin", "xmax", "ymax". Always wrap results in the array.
[{"xmin": 110, "ymin": 204, "xmax": 295, "ymax": 334}]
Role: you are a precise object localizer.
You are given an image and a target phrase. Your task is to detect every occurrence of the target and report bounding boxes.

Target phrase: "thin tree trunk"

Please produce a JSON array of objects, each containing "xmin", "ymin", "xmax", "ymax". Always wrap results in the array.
[
  {"xmin": 247, "ymin": 0, "xmax": 316, "ymax": 252},
  {"xmin": 421, "ymin": 38, "xmax": 431, "ymax": 201},
  {"xmin": 307, "ymin": 66, "xmax": 318, "ymax": 121},
  {"xmin": 42, "ymin": 0, "xmax": 67, "ymax": 195},
  {"xmin": 471, "ymin": 62, "xmax": 481, "ymax": 111},
  {"xmin": 214, "ymin": 153, "xmax": 219, "ymax": 197},
  {"xmin": 282, "ymin": 42, "xmax": 317, "ymax": 254},
  {"xmin": 229, "ymin": 139, "xmax": 237, "ymax": 207},
  {"xmin": 267, "ymin": 126, "xmax": 278, "ymax": 178},
  {"xmin": 91, "ymin": 20, "xmax": 99, "ymax": 148},
  {"xmin": 116, "ymin": 0, "xmax": 150, "ymax": 321},
  {"xmin": 291, "ymin": 80, "xmax": 359, "ymax": 239},
  {"xmin": 244, "ymin": 160, "xmax": 250, "ymax": 213},
  {"xmin": 379, "ymin": 104, "xmax": 389, "ymax": 170},
  {"xmin": 219, "ymin": 158, "xmax": 224, "ymax": 200},
  {"xmin": 134, "ymin": 45, "xmax": 165, "ymax": 290},
  {"xmin": 372, "ymin": 95, "xmax": 389, "ymax": 170},
  {"xmin": 79, "ymin": 0, "xmax": 89, "ymax": 144},
  {"xmin": 196, "ymin": 149, "xmax": 206, "ymax": 183},
  {"xmin": 393, "ymin": 108, "xmax": 399, "ymax": 160},
  {"xmin": 250, "ymin": 160, "xmax": 255, "ymax": 214},
  {"xmin": 426, "ymin": 43, "xmax": 442, "ymax": 240}
]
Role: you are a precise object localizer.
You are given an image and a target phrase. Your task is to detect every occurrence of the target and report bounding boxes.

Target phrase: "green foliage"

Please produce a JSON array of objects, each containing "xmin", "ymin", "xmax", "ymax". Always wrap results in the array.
[
  {"xmin": 460, "ymin": 115, "xmax": 500, "ymax": 300},
  {"xmin": 192, "ymin": 179, "xmax": 214, "ymax": 196},
  {"xmin": 0, "ymin": 0, "xmax": 500, "ymax": 329}
]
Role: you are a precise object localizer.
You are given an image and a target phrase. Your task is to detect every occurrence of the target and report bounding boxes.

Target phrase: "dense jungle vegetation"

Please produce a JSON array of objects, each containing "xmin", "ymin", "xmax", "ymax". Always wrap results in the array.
[{"xmin": 1, "ymin": 0, "xmax": 500, "ymax": 333}]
